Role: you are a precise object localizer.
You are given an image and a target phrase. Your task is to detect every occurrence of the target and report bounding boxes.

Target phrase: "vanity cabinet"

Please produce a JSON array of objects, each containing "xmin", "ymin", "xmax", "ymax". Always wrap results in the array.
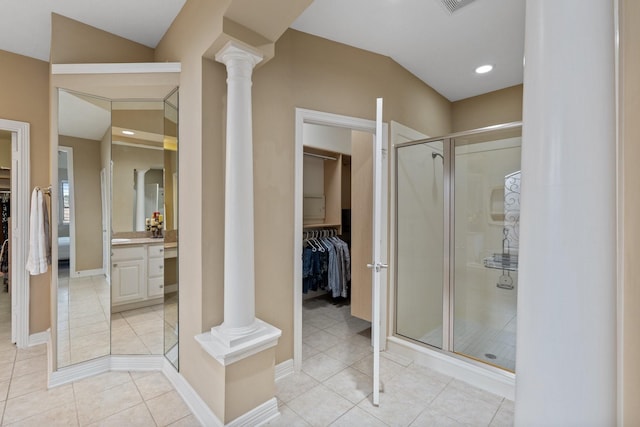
[
  {"xmin": 111, "ymin": 242, "xmax": 164, "ymax": 312},
  {"xmin": 111, "ymin": 246, "xmax": 145, "ymax": 306},
  {"xmin": 147, "ymin": 244, "xmax": 165, "ymax": 298}
]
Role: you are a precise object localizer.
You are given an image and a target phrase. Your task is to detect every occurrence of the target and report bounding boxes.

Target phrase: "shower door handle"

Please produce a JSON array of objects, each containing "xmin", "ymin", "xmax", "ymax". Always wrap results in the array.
[{"xmin": 367, "ymin": 262, "xmax": 388, "ymax": 273}]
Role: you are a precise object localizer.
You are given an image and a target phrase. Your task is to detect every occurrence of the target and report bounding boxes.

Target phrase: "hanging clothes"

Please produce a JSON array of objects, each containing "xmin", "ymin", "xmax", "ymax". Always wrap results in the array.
[
  {"xmin": 0, "ymin": 193, "xmax": 9, "ymax": 275},
  {"xmin": 302, "ymin": 229, "xmax": 351, "ymax": 298}
]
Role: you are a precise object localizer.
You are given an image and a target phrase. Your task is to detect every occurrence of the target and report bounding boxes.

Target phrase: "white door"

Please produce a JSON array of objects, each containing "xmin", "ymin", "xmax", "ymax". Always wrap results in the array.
[{"xmin": 367, "ymin": 98, "xmax": 386, "ymax": 406}]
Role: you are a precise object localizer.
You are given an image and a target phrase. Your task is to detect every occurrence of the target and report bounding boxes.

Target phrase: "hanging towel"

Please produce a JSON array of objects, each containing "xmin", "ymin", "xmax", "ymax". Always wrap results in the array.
[
  {"xmin": 26, "ymin": 188, "xmax": 48, "ymax": 275},
  {"xmin": 42, "ymin": 190, "xmax": 51, "ymax": 265}
]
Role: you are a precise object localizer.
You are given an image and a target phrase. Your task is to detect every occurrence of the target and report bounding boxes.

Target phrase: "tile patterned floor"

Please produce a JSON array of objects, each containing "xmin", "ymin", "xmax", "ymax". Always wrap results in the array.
[
  {"xmin": 270, "ymin": 295, "xmax": 515, "ymax": 427},
  {"xmin": 0, "ymin": 289, "xmax": 197, "ymax": 426},
  {"xmin": 57, "ymin": 265, "xmax": 174, "ymax": 366}
]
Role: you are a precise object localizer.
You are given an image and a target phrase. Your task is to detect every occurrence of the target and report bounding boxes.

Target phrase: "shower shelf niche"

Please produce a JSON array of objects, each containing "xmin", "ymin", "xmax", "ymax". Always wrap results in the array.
[{"xmin": 483, "ymin": 253, "xmax": 518, "ymax": 271}]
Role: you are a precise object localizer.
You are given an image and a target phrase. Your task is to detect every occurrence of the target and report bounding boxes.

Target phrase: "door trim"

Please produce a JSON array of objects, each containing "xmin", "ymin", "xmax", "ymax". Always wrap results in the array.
[
  {"xmin": 293, "ymin": 108, "xmax": 388, "ymax": 372},
  {"xmin": 0, "ymin": 119, "xmax": 30, "ymax": 348}
]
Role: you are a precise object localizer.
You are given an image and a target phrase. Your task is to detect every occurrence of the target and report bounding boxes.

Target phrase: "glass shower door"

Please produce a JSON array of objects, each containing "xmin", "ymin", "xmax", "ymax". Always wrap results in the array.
[
  {"xmin": 452, "ymin": 130, "xmax": 521, "ymax": 371},
  {"xmin": 395, "ymin": 140, "xmax": 445, "ymax": 348}
]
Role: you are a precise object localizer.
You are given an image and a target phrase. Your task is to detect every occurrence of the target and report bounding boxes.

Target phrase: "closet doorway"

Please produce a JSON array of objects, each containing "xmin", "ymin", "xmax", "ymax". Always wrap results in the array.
[
  {"xmin": 0, "ymin": 119, "xmax": 31, "ymax": 349},
  {"xmin": 293, "ymin": 108, "xmax": 389, "ymax": 401}
]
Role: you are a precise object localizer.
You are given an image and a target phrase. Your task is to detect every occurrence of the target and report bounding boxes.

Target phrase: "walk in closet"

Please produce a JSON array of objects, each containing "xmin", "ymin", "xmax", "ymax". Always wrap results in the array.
[{"xmin": 302, "ymin": 124, "xmax": 374, "ymax": 321}]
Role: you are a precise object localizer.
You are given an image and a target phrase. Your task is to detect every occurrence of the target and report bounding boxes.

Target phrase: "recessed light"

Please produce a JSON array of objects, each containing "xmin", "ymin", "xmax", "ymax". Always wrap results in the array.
[
  {"xmin": 122, "ymin": 130, "xmax": 135, "ymax": 135},
  {"xmin": 475, "ymin": 64, "xmax": 493, "ymax": 74}
]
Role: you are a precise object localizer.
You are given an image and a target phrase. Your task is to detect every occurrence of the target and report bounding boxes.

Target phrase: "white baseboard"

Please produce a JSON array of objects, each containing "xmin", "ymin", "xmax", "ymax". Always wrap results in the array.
[
  {"xmin": 162, "ymin": 360, "xmax": 221, "ymax": 427},
  {"xmin": 275, "ymin": 359, "xmax": 294, "ymax": 382},
  {"xmin": 386, "ymin": 336, "xmax": 516, "ymax": 400},
  {"xmin": 29, "ymin": 330, "xmax": 50, "ymax": 347},
  {"xmin": 48, "ymin": 353, "xmax": 279, "ymax": 427},
  {"xmin": 227, "ymin": 398, "xmax": 279, "ymax": 427},
  {"xmin": 164, "ymin": 283, "xmax": 178, "ymax": 293},
  {"xmin": 48, "ymin": 356, "xmax": 111, "ymax": 388}
]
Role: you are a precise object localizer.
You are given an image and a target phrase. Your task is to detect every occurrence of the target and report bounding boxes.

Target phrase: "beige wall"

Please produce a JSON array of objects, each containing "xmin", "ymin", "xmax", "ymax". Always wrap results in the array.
[
  {"xmin": 451, "ymin": 85, "xmax": 523, "ymax": 132},
  {"xmin": 58, "ymin": 136, "xmax": 103, "ymax": 271},
  {"xmin": 0, "ymin": 131, "xmax": 11, "ymax": 169},
  {"xmin": 251, "ymin": 29, "xmax": 451, "ymax": 364},
  {"xmin": 0, "ymin": 49, "xmax": 50, "ymax": 333},
  {"xmin": 50, "ymin": 14, "xmax": 154, "ymax": 64},
  {"xmin": 620, "ymin": 0, "xmax": 640, "ymax": 423}
]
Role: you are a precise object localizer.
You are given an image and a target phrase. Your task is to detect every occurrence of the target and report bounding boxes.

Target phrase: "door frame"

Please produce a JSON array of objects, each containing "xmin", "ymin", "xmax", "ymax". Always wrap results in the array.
[
  {"xmin": 293, "ymin": 108, "xmax": 389, "ymax": 372},
  {"xmin": 0, "ymin": 119, "xmax": 30, "ymax": 348}
]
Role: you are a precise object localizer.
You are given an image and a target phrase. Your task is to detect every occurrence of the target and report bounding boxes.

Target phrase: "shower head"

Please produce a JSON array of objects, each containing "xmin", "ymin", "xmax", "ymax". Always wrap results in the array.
[{"xmin": 432, "ymin": 152, "xmax": 444, "ymax": 161}]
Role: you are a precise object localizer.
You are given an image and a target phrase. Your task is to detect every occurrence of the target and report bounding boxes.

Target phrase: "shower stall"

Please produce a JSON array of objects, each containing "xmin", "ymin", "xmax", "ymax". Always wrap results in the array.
[{"xmin": 394, "ymin": 123, "xmax": 521, "ymax": 372}]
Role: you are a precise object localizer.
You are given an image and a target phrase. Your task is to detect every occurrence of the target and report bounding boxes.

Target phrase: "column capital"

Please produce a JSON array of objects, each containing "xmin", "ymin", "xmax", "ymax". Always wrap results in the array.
[{"xmin": 215, "ymin": 40, "xmax": 264, "ymax": 68}]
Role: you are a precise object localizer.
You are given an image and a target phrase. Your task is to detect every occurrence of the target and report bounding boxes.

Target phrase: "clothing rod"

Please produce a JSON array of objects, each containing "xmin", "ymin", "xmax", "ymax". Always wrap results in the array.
[{"xmin": 304, "ymin": 152, "xmax": 337, "ymax": 161}]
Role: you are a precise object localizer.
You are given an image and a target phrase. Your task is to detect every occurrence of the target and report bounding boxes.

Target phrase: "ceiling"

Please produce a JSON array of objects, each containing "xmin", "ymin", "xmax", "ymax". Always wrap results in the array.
[{"xmin": 0, "ymin": 0, "xmax": 524, "ymax": 102}]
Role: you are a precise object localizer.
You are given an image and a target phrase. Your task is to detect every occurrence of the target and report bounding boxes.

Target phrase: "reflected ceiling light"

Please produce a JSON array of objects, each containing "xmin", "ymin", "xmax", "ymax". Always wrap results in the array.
[
  {"xmin": 475, "ymin": 64, "xmax": 493, "ymax": 74},
  {"xmin": 122, "ymin": 130, "xmax": 135, "ymax": 135}
]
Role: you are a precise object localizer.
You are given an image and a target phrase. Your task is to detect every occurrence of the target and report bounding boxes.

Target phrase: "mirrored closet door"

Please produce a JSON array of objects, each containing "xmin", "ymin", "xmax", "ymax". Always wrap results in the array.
[{"xmin": 55, "ymin": 82, "xmax": 179, "ymax": 371}]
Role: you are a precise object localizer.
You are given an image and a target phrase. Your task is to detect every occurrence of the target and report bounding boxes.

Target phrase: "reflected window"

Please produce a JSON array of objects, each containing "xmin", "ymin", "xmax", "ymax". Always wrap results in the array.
[{"xmin": 61, "ymin": 180, "xmax": 70, "ymax": 224}]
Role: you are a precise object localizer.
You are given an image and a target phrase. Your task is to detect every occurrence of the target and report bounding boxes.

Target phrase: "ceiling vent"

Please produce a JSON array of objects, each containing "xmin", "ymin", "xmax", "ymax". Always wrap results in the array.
[{"xmin": 440, "ymin": 0, "xmax": 477, "ymax": 14}]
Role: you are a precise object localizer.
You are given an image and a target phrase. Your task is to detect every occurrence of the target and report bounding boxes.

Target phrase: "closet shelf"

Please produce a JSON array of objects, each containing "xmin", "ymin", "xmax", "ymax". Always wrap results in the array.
[
  {"xmin": 303, "ymin": 223, "xmax": 341, "ymax": 229},
  {"xmin": 483, "ymin": 253, "xmax": 518, "ymax": 271}
]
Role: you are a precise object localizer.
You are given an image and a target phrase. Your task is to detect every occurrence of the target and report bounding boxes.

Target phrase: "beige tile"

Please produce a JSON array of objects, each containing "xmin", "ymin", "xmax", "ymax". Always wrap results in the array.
[
  {"xmin": 167, "ymin": 414, "xmax": 204, "ymax": 427},
  {"xmin": 301, "ymin": 353, "xmax": 347, "ymax": 382},
  {"xmin": 0, "ymin": 378, "xmax": 10, "ymax": 401},
  {"xmin": 146, "ymin": 390, "xmax": 192, "ymax": 426},
  {"xmin": 323, "ymin": 340, "xmax": 371, "ymax": 366},
  {"xmin": 86, "ymin": 402, "xmax": 155, "ymax": 427},
  {"xmin": 3, "ymin": 384, "xmax": 75, "ymax": 425},
  {"xmin": 75, "ymin": 380, "xmax": 143, "ymax": 425},
  {"xmin": 287, "ymin": 384, "xmax": 353, "ymax": 427},
  {"xmin": 384, "ymin": 364, "xmax": 451, "ymax": 404},
  {"xmin": 489, "ymin": 400, "xmax": 515, "ymax": 427},
  {"xmin": 5, "ymin": 401, "xmax": 78, "ymax": 427},
  {"xmin": 139, "ymin": 331, "xmax": 164, "ymax": 354},
  {"xmin": 322, "ymin": 367, "xmax": 372, "ymax": 404},
  {"xmin": 358, "ymin": 389, "xmax": 428, "ymax": 427},
  {"xmin": 302, "ymin": 330, "xmax": 343, "ymax": 352},
  {"xmin": 351, "ymin": 354, "xmax": 406, "ymax": 384},
  {"xmin": 69, "ymin": 321, "xmax": 110, "ymax": 339},
  {"xmin": 429, "ymin": 383, "xmax": 502, "ymax": 426},
  {"xmin": 275, "ymin": 371, "xmax": 318, "ymax": 404},
  {"xmin": 69, "ymin": 343, "xmax": 110, "ymax": 365},
  {"xmin": 133, "ymin": 372, "xmax": 174, "ymax": 401},
  {"xmin": 409, "ymin": 408, "xmax": 468, "ymax": 426},
  {"xmin": 14, "ymin": 344, "xmax": 46, "ymax": 362},
  {"xmin": 265, "ymin": 404, "xmax": 311, "ymax": 426},
  {"xmin": 8, "ymin": 370, "xmax": 48, "ymax": 399},
  {"xmin": 11, "ymin": 355, "xmax": 48, "ymax": 379},
  {"xmin": 0, "ymin": 360, "xmax": 15, "ymax": 382},
  {"xmin": 0, "ymin": 347, "xmax": 16, "ymax": 364},
  {"xmin": 72, "ymin": 371, "xmax": 132, "ymax": 396},
  {"xmin": 330, "ymin": 406, "xmax": 388, "ymax": 427}
]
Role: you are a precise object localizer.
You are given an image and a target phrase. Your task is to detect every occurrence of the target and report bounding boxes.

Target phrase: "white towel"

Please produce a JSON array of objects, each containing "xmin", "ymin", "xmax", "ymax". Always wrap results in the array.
[{"xmin": 26, "ymin": 188, "xmax": 48, "ymax": 275}]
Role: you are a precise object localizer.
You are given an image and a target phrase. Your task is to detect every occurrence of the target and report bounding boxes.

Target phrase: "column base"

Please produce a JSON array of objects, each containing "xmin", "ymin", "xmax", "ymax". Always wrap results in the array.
[{"xmin": 195, "ymin": 318, "xmax": 281, "ymax": 366}]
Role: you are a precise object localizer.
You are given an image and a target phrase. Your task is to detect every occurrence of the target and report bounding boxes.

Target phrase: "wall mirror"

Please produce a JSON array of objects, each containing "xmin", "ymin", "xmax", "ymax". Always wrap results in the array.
[
  {"xmin": 57, "ymin": 89, "xmax": 112, "ymax": 368},
  {"xmin": 55, "ymin": 84, "xmax": 179, "ymax": 370}
]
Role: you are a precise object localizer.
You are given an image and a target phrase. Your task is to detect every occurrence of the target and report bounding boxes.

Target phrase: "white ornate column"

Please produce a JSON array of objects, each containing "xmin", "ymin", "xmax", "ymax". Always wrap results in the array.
[
  {"xmin": 196, "ymin": 40, "xmax": 280, "ymax": 364},
  {"xmin": 515, "ymin": 0, "xmax": 616, "ymax": 424}
]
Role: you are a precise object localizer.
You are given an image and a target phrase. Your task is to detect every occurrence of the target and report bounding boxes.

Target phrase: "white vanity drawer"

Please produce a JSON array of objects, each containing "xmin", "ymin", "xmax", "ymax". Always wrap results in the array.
[
  {"xmin": 148, "ymin": 257, "xmax": 164, "ymax": 278},
  {"xmin": 148, "ymin": 276, "xmax": 164, "ymax": 298},
  {"xmin": 147, "ymin": 244, "xmax": 165, "ymax": 259},
  {"xmin": 112, "ymin": 246, "xmax": 145, "ymax": 261}
]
